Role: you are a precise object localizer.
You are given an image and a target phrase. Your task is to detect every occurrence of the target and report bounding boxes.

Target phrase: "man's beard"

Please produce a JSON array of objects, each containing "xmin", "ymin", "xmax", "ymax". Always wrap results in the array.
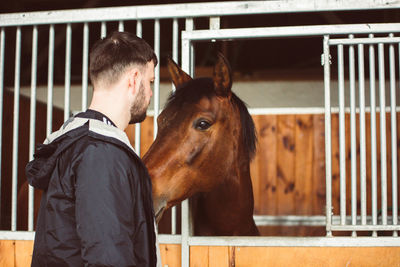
[{"xmin": 129, "ymin": 82, "xmax": 148, "ymax": 124}]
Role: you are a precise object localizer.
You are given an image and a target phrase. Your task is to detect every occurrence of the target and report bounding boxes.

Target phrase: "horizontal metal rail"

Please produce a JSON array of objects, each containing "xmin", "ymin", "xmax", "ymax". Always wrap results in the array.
[
  {"xmin": 329, "ymin": 36, "xmax": 400, "ymax": 45},
  {"xmin": 330, "ymin": 225, "xmax": 400, "ymax": 231},
  {"xmin": 188, "ymin": 236, "xmax": 400, "ymax": 247},
  {"xmin": 182, "ymin": 23, "xmax": 400, "ymax": 41},
  {"xmin": 254, "ymin": 215, "xmax": 400, "ymax": 227},
  {"xmin": 2, "ymin": 231, "xmax": 400, "ymax": 247},
  {"xmin": 1, "ymin": 1, "xmax": 400, "ymax": 27}
]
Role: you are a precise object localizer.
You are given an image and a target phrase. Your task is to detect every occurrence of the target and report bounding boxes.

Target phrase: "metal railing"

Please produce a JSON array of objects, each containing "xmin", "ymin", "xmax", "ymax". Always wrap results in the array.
[
  {"xmin": 324, "ymin": 34, "xmax": 400, "ymax": 236},
  {"xmin": 178, "ymin": 23, "xmax": 400, "ymax": 266},
  {"xmin": 1, "ymin": 1, "xmax": 400, "ymax": 266}
]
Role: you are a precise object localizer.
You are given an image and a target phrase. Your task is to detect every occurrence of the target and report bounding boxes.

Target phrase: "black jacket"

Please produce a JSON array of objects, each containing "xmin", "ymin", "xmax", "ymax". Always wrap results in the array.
[{"xmin": 26, "ymin": 111, "xmax": 158, "ymax": 267}]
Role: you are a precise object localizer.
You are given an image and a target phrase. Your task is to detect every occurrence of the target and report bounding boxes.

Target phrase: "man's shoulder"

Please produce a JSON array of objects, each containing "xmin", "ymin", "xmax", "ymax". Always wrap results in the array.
[{"xmin": 74, "ymin": 132, "xmax": 143, "ymax": 168}]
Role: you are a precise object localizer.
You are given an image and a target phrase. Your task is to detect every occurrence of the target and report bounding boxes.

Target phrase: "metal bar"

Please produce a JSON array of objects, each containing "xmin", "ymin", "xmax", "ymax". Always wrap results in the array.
[
  {"xmin": 28, "ymin": 25, "xmax": 38, "ymax": 231},
  {"xmin": 172, "ymin": 18, "xmax": 179, "ymax": 88},
  {"xmin": 134, "ymin": 20, "xmax": 142, "ymax": 156},
  {"xmin": 82, "ymin": 22, "xmax": 89, "ymax": 111},
  {"xmin": 254, "ymin": 215, "xmax": 400, "ymax": 226},
  {"xmin": 181, "ymin": 25, "xmax": 191, "ymax": 267},
  {"xmin": 2, "ymin": 2, "xmax": 400, "ymax": 27},
  {"xmin": 0, "ymin": 231, "xmax": 35, "ymax": 240},
  {"xmin": 171, "ymin": 17, "xmax": 179, "ymax": 235},
  {"xmin": 396, "ymin": 39, "xmax": 400, "ymax": 235},
  {"xmin": 369, "ymin": 34, "xmax": 378, "ymax": 237},
  {"xmin": 101, "ymin": 21, "xmax": 106, "ymax": 38},
  {"xmin": 188, "ymin": 236, "xmax": 400, "ymax": 247},
  {"xmin": 47, "ymin": 25, "xmax": 54, "ymax": 136},
  {"xmin": 337, "ymin": 44, "xmax": 346, "ymax": 226},
  {"xmin": 182, "ymin": 23, "xmax": 400, "ymax": 41},
  {"xmin": 185, "ymin": 18, "xmax": 194, "ymax": 76},
  {"xmin": 172, "ymin": 18, "xmax": 179, "ymax": 64},
  {"xmin": 153, "ymin": 19, "xmax": 160, "ymax": 139},
  {"xmin": 0, "ymin": 28, "xmax": 5, "ymax": 222},
  {"xmin": 2, "ymin": 230, "xmax": 400, "ymax": 246},
  {"xmin": 136, "ymin": 20, "xmax": 142, "ymax": 37},
  {"xmin": 348, "ymin": 35, "xmax": 357, "ymax": 235},
  {"xmin": 118, "ymin": 20, "xmax": 124, "ymax": 32},
  {"xmin": 64, "ymin": 23, "xmax": 72, "ymax": 121},
  {"xmin": 330, "ymin": 225, "xmax": 400, "ymax": 231},
  {"xmin": 358, "ymin": 43, "xmax": 367, "ymax": 226},
  {"xmin": 209, "ymin": 16, "xmax": 220, "ymax": 30},
  {"xmin": 378, "ymin": 42, "xmax": 387, "ymax": 225},
  {"xmin": 158, "ymin": 234, "xmax": 182, "ymax": 244},
  {"xmin": 11, "ymin": 26, "xmax": 21, "ymax": 231},
  {"xmin": 147, "ymin": 106, "xmax": 400, "ymax": 117},
  {"xmin": 389, "ymin": 33, "xmax": 397, "ymax": 236},
  {"xmin": 329, "ymin": 37, "xmax": 400, "ymax": 45},
  {"xmin": 323, "ymin": 35, "xmax": 332, "ymax": 237}
]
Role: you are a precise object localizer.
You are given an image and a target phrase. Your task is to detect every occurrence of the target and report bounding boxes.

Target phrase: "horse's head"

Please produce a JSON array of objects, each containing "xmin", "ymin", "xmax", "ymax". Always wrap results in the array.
[{"xmin": 143, "ymin": 54, "xmax": 256, "ymax": 222}]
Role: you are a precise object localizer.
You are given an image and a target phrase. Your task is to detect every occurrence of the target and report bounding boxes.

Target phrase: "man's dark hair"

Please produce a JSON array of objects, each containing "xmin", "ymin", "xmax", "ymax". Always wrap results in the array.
[{"xmin": 89, "ymin": 31, "xmax": 158, "ymax": 86}]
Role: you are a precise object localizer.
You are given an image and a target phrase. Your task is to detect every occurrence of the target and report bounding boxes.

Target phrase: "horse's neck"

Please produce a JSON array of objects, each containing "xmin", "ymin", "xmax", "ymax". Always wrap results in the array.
[{"xmin": 191, "ymin": 161, "xmax": 257, "ymax": 235}]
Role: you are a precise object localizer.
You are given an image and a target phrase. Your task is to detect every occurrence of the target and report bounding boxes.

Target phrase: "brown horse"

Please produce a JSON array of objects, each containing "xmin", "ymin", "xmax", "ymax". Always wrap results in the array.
[{"xmin": 143, "ymin": 54, "xmax": 259, "ymax": 236}]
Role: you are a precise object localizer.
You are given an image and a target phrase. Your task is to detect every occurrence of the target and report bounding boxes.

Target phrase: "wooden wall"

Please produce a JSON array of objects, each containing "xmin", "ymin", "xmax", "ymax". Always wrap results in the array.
[{"xmin": 1, "ymin": 241, "xmax": 400, "ymax": 267}]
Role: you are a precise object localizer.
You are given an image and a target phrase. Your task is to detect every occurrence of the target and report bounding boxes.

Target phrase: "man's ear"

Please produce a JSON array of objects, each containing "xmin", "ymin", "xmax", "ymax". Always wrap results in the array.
[{"xmin": 127, "ymin": 67, "xmax": 141, "ymax": 95}]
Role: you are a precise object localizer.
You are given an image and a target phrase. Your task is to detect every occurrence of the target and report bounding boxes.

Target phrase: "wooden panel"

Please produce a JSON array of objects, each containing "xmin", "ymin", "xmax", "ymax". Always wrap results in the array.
[
  {"xmin": 209, "ymin": 246, "xmax": 229, "ymax": 267},
  {"xmin": 294, "ymin": 115, "xmax": 314, "ymax": 236},
  {"xmin": 0, "ymin": 240, "xmax": 15, "ymax": 267},
  {"xmin": 250, "ymin": 115, "xmax": 277, "ymax": 215},
  {"xmin": 190, "ymin": 246, "xmax": 209, "ymax": 267},
  {"xmin": 294, "ymin": 114, "xmax": 314, "ymax": 215},
  {"xmin": 276, "ymin": 115, "xmax": 296, "ymax": 235},
  {"xmin": 140, "ymin": 116, "xmax": 155, "ymax": 157},
  {"xmin": 3, "ymin": 241, "xmax": 400, "ymax": 267},
  {"xmin": 251, "ymin": 115, "xmax": 279, "ymax": 235},
  {"xmin": 190, "ymin": 246, "xmax": 233, "ymax": 267},
  {"xmin": 233, "ymin": 247, "xmax": 400, "ymax": 267},
  {"xmin": 312, "ymin": 114, "xmax": 326, "ymax": 216},
  {"xmin": 125, "ymin": 116, "xmax": 154, "ymax": 157},
  {"xmin": 160, "ymin": 244, "xmax": 181, "ymax": 267},
  {"xmin": 14, "ymin": 241, "xmax": 33, "ymax": 267},
  {"xmin": 331, "ymin": 114, "xmax": 341, "ymax": 217}
]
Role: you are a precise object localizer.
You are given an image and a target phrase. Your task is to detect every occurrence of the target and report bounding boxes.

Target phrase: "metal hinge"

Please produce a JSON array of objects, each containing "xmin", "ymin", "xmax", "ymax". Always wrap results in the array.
[{"xmin": 321, "ymin": 54, "xmax": 332, "ymax": 66}]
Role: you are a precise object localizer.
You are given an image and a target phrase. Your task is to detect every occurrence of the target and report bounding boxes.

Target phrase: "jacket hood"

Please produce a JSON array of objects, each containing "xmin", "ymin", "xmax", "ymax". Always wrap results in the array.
[
  {"xmin": 26, "ymin": 121, "xmax": 88, "ymax": 190},
  {"xmin": 26, "ymin": 116, "xmax": 137, "ymax": 191}
]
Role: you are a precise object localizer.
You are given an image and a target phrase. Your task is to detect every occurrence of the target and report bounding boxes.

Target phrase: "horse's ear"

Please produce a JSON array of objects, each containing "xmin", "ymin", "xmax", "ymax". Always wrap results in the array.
[
  {"xmin": 213, "ymin": 53, "xmax": 232, "ymax": 97},
  {"xmin": 167, "ymin": 57, "xmax": 192, "ymax": 88}
]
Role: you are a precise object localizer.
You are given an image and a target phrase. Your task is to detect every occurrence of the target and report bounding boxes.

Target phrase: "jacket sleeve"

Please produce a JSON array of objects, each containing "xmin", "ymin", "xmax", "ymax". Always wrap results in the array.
[{"xmin": 74, "ymin": 142, "xmax": 138, "ymax": 267}]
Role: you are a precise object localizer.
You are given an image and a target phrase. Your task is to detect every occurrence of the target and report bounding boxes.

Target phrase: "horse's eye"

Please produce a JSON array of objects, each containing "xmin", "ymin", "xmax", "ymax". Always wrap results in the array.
[{"xmin": 194, "ymin": 119, "xmax": 212, "ymax": 131}]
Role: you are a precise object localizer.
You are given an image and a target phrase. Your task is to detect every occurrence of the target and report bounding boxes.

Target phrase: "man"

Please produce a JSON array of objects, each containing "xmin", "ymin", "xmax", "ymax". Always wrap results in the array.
[{"xmin": 26, "ymin": 31, "xmax": 160, "ymax": 267}]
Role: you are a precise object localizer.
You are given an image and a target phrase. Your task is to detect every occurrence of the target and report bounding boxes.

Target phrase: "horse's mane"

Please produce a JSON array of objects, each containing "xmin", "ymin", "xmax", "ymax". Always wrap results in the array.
[{"xmin": 165, "ymin": 77, "xmax": 257, "ymax": 160}]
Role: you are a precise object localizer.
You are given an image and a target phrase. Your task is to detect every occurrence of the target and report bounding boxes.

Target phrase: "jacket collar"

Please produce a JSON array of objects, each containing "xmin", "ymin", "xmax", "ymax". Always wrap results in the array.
[{"xmin": 44, "ymin": 117, "xmax": 136, "ymax": 154}]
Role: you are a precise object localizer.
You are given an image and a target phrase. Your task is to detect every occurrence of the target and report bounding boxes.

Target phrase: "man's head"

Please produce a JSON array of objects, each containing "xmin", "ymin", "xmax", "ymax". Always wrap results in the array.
[{"xmin": 89, "ymin": 31, "xmax": 157, "ymax": 124}]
